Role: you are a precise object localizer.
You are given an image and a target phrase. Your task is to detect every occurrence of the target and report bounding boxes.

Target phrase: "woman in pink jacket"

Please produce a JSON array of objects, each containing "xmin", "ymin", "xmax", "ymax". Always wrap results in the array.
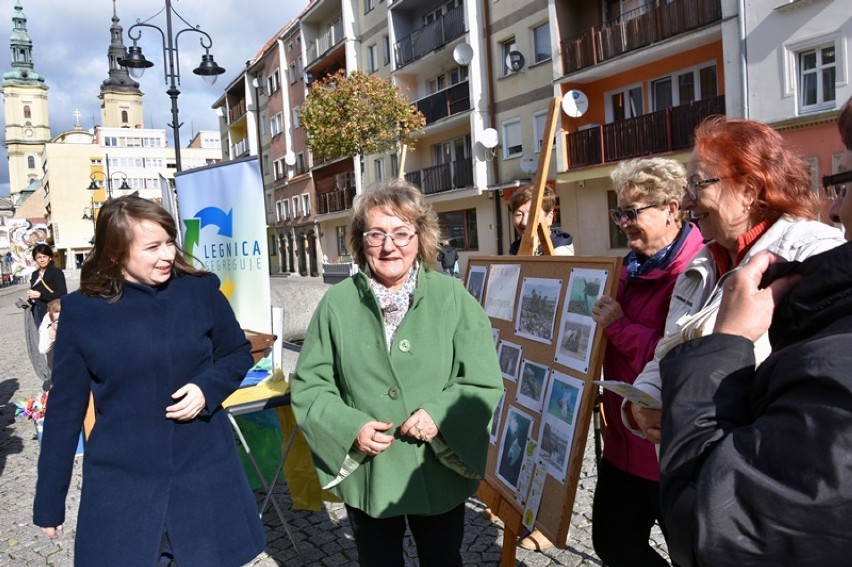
[{"xmin": 590, "ymin": 158, "xmax": 703, "ymax": 566}]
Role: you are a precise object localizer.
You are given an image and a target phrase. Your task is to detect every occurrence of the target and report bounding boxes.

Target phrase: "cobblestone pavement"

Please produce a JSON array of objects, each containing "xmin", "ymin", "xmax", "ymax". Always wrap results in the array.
[{"xmin": 0, "ymin": 277, "xmax": 670, "ymax": 566}]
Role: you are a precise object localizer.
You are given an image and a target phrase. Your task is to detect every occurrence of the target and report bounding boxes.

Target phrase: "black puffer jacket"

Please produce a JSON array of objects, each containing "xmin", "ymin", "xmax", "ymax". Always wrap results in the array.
[{"xmin": 658, "ymin": 241, "xmax": 852, "ymax": 567}]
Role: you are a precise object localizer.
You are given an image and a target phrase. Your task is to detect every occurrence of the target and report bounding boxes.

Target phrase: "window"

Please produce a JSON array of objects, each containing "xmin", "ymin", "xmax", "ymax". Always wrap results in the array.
[
  {"xmin": 501, "ymin": 37, "xmax": 518, "ymax": 76},
  {"xmin": 606, "ymin": 84, "xmax": 643, "ymax": 122},
  {"xmin": 390, "ymin": 153, "xmax": 399, "ymax": 178},
  {"xmin": 289, "ymin": 61, "xmax": 298, "ymax": 84},
  {"xmin": 267, "ymin": 70, "xmax": 280, "ymax": 93},
  {"xmin": 367, "ymin": 44, "xmax": 378, "ymax": 73},
  {"xmin": 365, "ymin": 0, "xmax": 376, "ymax": 13},
  {"xmin": 302, "ymin": 193, "xmax": 311, "ymax": 216},
  {"xmin": 297, "ymin": 56, "xmax": 304, "ymax": 79},
  {"xmin": 437, "ymin": 209, "xmax": 479, "ymax": 251},
  {"xmin": 23, "ymin": 105, "xmax": 31, "ymax": 119},
  {"xmin": 27, "ymin": 155, "xmax": 35, "ymax": 169},
  {"xmin": 270, "ymin": 113, "xmax": 283, "ymax": 136},
  {"xmin": 273, "ymin": 158, "xmax": 286, "ymax": 180},
  {"xmin": 277, "ymin": 200, "xmax": 290, "ymax": 221},
  {"xmin": 292, "ymin": 107, "xmax": 301, "ymax": 129},
  {"xmin": 260, "ymin": 112, "xmax": 268, "ymax": 135},
  {"xmin": 532, "ymin": 110, "xmax": 550, "ymax": 152},
  {"xmin": 607, "ymin": 191, "xmax": 628, "ymax": 248},
  {"xmin": 427, "ymin": 75, "xmax": 446, "ymax": 94},
  {"xmin": 121, "ymin": 110, "xmax": 129, "ymax": 123},
  {"xmin": 532, "ymin": 23, "xmax": 551, "ymax": 64},
  {"xmin": 295, "ymin": 153, "xmax": 306, "ymax": 175},
  {"xmin": 383, "ymin": 35, "xmax": 391, "ymax": 66},
  {"xmin": 799, "ymin": 43, "xmax": 836, "ymax": 112},
  {"xmin": 502, "ymin": 117, "xmax": 522, "ymax": 158},
  {"xmin": 292, "ymin": 196, "xmax": 302, "ymax": 218},
  {"xmin": 651, "ymin": 63, "xmax": 717, "ymax": 111},
  {"xmin": 374, "ymin": 158, "xmax": 385, "ymax": 181}
]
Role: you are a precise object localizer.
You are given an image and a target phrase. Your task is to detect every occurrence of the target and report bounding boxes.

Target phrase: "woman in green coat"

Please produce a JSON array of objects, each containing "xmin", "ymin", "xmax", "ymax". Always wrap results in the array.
[{"xmin": 292, "ymin": 180, "xmax": 503, "ymax": 566}]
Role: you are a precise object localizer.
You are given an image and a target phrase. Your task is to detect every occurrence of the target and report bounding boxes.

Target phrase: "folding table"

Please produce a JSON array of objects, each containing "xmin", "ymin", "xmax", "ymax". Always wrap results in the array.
[{"xmin": 223, "ymin": 381, "xmax": 300, "ymax": 555}]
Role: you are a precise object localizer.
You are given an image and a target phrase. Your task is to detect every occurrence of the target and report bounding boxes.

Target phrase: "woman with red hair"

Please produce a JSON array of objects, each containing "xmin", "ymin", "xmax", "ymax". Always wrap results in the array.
[{"xmin": 624, "ymin": 116, "xmax": 845, "ymax": 445}]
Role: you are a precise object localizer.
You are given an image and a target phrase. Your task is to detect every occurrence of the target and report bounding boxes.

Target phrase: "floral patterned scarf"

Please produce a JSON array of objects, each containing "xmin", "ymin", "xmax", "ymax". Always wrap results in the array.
[{"xmin": 368, "ymin": 263, "xmax": 418, "ymax": 351}]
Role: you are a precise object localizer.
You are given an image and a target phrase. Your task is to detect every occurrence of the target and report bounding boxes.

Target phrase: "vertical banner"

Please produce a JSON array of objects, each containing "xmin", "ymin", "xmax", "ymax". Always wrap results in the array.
[{"xmin": 175, "ymin": 158, "xmax": 272, "ymax": 333}]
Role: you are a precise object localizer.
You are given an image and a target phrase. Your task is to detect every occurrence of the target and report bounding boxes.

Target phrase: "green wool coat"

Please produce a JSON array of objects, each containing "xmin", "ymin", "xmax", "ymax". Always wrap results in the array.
[{"xmin": 292, "ymin": 268, "xmax": 503, "ymax": 518}]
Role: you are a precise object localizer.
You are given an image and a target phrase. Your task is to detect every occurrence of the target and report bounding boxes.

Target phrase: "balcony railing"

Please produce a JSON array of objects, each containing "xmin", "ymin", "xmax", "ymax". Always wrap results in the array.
[
  {"xmin": 307, "ymin": 20, "xmax": 345, "ymax": 65},
  {"xmin": 567, "ymin": 95, "xmax": 725, "ymax": 168},
  {"xmin": 228, "ymin": 99, "xmax": 246, "ymax": 123},
  {"xmin": 414, "ymin": 81, "xmax": 470, "ymax": 125},
  {"xmin": 394, "ymin": 5, "xmax": 466, "ymax": 68},
  {"xmin": 230, "ymin": 138, "xmax": 249, "ymax": 159},
  {"xmin": 560, "ymin": 0, "xmax": 722, "ymax": 75},
  {"xmin": 404, "ymin": 157, "xmax": 473, "ymax": 195},
  {"xmin": 316, "ymin": 174, "xmax": 356, "ymax": 214}
]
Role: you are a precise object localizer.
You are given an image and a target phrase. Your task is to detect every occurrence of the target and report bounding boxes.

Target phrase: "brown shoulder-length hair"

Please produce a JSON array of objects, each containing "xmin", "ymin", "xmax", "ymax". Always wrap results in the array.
[
  {"xmin": 347, "ymin": 179, "xmax": 441, "ymax": 271},
  {"xmin": 693, "ymin": 115, "xmax": 818, "ymax": 222},
  {"xmin": 80, "ymin": 196, "xmax": 207, "ymax": 300}
]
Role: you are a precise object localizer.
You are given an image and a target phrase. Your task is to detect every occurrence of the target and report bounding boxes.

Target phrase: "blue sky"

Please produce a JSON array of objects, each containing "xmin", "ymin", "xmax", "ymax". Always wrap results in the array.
[{"xmin": 0, "ymin": 0, "xmax": 307, "ymax": 196}]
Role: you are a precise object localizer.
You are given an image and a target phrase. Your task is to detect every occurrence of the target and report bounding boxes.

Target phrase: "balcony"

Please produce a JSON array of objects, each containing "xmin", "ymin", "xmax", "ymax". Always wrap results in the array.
[
  {"xmin": 394, "ymin": 5, "xmax": 466, "ymax": 68},
  {"xmin": 414, "ymin": 81, "xmax": 470, "ymax": 126},
  {"xmin": 404, "ymin": 157, "xmax": 473, "ymax": 195},
  {"xmin": 560, "ymin": 0, "xmax": 722, "ymax": 75},
  {"xmin": 316, "ymin": 174, "xmax": 356, "ymax": 214},
  {"xmin": 567, "ymin": 95, "xmax": 725, "ymax": 168},
  {"xmin": 228, "ymin": 99, "xmax": 246, "ymax": 123},
  {"xmin": 230, "ymin": 138, "xmax": 249, "ymax": 158},
  {"xmin": 307, "ymin": 20, "xmax": 345, "ymax": 66}
]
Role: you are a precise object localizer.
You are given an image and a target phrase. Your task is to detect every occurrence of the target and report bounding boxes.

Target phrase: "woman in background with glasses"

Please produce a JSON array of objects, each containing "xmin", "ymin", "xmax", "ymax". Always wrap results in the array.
[
  {"xmin": 292, "ymin": 180, "xmax": 503, "ymax": 566},
  {"xmin": 624, "ymin": 116, "xmax": 845, "ymax": 448},
  {"xmin": 590, "ymin": 158, "xmax": 703, "ymax": 566}
]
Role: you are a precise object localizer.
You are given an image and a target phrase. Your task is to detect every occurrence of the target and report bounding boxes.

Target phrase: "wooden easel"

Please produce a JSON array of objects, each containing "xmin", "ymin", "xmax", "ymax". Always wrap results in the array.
[
  {"xmin": 515, "ymin": 95, "xmax": 562, "ymax": 257},
  {"xmin": 477, "ymin": 95, "xmax": 564, "ymax": 567}
]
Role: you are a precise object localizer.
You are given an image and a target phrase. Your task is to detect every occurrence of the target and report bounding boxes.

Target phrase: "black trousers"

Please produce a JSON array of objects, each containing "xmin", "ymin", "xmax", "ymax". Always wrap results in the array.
[
  {"xmin": 592, "ymin": 457, "xmax": 671, "ymax": 567},
  {"xmin": 345, "ymin": 503, "xmax": 465, "ymax": 567}
]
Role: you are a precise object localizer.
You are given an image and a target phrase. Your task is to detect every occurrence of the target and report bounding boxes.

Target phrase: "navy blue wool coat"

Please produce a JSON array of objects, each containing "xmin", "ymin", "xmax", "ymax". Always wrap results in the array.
[{"xmin": 33, "ymin": 274, "xmax": 266, "ymax": 566}]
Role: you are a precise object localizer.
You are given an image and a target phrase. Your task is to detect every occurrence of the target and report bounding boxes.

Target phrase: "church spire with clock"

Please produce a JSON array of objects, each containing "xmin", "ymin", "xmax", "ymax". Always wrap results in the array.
[
  {"xmin": 1, "ymin": 0, "xmax": 51, "ymax": 197},
  {"xmin": 99, "ymin": 0, "xmax": 144, "ymax": 128}
]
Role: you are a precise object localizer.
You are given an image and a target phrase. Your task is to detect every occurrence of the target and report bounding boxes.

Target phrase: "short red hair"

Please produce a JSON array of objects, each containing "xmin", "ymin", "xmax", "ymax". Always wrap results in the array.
[
  {"xmin": 839, "ymin": 95, "xmax": 852, "ymax": 151},
  {"xmin": 693, "ymin": 116, "xmax": 817, "ymax": 222}
]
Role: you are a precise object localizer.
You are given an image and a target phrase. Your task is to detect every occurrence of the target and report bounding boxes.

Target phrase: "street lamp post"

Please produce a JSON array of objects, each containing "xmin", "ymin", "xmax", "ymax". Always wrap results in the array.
[
  {"xmin": 118, "ymin": 0, "xmax": 225, "ymax": 173},
  {"xmin": 88, "ymin": 171, "xmax": 131, "ymax": 200}
]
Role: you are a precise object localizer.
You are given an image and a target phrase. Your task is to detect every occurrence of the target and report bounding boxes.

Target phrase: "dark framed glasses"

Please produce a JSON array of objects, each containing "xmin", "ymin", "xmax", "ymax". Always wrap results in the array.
[
  {"xmin": 684, "ymin": 176, "xmax": 722, "ymax": 200},
  {"xmin": 608, "ymin": 203, "xmax": 660, "ymax": 225},
  {"xmin": 822, "ymin": 170, "xmax": 852, "ymax": 200}
]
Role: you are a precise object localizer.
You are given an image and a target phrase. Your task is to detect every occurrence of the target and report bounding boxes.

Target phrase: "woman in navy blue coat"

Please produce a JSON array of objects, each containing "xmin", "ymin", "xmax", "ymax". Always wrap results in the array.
[{"xmin": 33, "ymin": 196, "xmax": 266, "ymax": 566}]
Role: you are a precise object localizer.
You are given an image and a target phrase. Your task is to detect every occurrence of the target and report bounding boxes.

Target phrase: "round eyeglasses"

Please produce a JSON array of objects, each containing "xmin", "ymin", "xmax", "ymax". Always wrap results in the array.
[
  {"xmin": 608, "ymin": 203, "xmax": 660, "ymax": 225},
  {"xmin": 362, "ymin": 230, "xmax": 418, "ymax": 247}
]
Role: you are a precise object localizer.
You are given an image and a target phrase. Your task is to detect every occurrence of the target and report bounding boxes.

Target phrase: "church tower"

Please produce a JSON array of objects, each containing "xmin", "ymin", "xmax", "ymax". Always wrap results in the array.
[
  {"xmin": 1, "ymin": 0, "xmax": 50, "ymax": 197},
  {"xmin": 99, "ymin": 0, "xmax": 143, "ymax": 128}
]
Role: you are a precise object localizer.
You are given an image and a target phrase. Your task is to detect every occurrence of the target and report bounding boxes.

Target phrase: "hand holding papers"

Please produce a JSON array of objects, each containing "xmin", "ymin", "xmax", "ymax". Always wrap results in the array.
[{"xmin": 593, "ymin": 380, "xmax": 661, "ymax": 410}]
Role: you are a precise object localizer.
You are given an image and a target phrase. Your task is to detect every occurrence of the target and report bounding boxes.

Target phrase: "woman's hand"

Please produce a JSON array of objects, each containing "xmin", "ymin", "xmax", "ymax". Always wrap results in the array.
[
  {"xmin": 27, "ymin": 289, "xmax": 40, "ymax": 300},
  {"xmin": 631, "ymin": 403, "xmax": 662, "ymax": 444},
  {"xmin": 354, "ymin": 421, "xmax": 395, "ymax": 456},
  {"xmin": 400, "ymin": 408, "xmax": 439, "ymax": 442},
  {"xmin": 166, "ymin": 383, "xmax": 206, "ymax": 421},
  {"xmin": 714, "ymin": 251, "xmax": 799, "ymax": 342},
  {"xmin": 41, "ymin": 525, "xmax": 63, "ymax": 539},
  {"xmin": 591, "ymin": 295, "xmax": 623, "ymax": 328}
]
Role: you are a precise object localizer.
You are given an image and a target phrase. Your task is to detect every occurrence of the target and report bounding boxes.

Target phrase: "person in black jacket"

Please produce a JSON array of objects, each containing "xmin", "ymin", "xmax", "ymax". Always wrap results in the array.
[
  {"xmin": 658, "ymin": 96, "xmax": 852, "ymax": 567},
  {"xmin": 437, "ymin": 240, "xmax": 458, "ymax": 275},
  {"xmin": 27, "ymin": 243, "xmax": 67, "ymax": 326},
  {"xmin": 508, "ymin": 185, "xmax": 574, "ymax": 256}
]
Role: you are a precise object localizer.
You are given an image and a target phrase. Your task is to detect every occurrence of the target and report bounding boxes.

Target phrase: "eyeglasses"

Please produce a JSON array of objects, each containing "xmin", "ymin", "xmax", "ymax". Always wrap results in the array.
[
  {"xmin": 684, "ymin": 176, "xmax": 722, "ymax": 200},
  {"xmin": 362, "ymin": 229, "xmax": 418, "ymax": 247},
  {"xmin": 822, "ymin": 170, "xmax": 852, "ymax": 200},
  {"xmin": 608, "ymin": 203, "xmax": 660, "ymax": 225}
]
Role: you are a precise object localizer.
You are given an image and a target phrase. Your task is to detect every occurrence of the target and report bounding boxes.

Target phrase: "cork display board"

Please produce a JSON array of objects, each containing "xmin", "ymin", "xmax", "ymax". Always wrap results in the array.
[{"xmin": 466, "ymin": 254, "xmax": 622, "ymax": 549}]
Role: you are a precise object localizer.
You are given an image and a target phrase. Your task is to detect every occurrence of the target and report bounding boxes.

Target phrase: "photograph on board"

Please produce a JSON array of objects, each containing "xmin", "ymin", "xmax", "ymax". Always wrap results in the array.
[
  {"xmin": 565, "ymin": 268, "xmax": 607, "ymax": 317},
  {"xmin": 484, "ymin": 263, "xmax": 521, "ymax": 321},
  {"xmin": 515, "ymin": 277, "xmax": 562, "ymax": 344},
  {"xmin": 498, "ymin": 340, "xmax": 523, "ymax": 382},
  {"xmin": 554, "ymin": 316, "xmax": 593, "ymax": 372},
  {"xmin": 496, "ymin": 405, "xmax": 535, "ymax": 491},
  {"xmin": 516, "ymin": 359, "xmax": 550, "ymax": 412},
  {"xmin": 490, "ymin": 389, "xmax": 507, "ymax": 444},
  {"xmin": 466, "ymin": 265, "xmax": 487, "ymax": 304}
]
